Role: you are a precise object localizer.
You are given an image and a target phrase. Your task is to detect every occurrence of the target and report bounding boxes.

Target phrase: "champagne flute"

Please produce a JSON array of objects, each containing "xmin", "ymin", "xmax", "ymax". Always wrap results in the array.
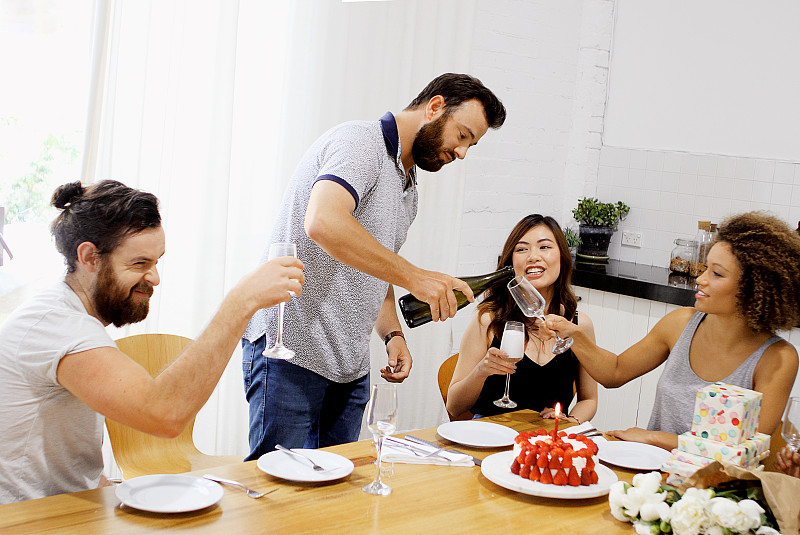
[
  {"xmin": 507, "ymin": 275, "xmax": 573, "ymax": 355},
  {"xmin": 782, "ymin": 397, "xmax": 800, "ymax": 452},
  {"xmin": 362, "ymin": 384, "xmax": 398, "ymax": 496},
  {"xmin": 493, "ymin": 321, "xmax": 525, "ymax": 409},
  {"xmin": 262, "ymin": 242, "xmax": 297, "ymax": 360}
]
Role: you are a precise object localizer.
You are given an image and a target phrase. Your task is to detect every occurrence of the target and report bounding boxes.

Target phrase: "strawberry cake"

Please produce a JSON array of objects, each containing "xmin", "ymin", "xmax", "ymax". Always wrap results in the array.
[{"xmin": 510, "ymin": 429, "xmax": 600, "ymax": 486}]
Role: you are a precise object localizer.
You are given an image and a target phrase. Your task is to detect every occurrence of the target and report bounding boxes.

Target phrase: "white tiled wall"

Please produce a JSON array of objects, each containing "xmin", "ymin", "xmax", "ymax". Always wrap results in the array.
[{"xmin": 601, "ymin": 147, "xmax": 800, "ymax": 268}]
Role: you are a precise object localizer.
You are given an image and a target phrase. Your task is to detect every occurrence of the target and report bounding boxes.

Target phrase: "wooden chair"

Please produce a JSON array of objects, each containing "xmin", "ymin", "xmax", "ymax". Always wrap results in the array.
[
  {"xmin": 438, "ymin": 354, "xmax": 473, "ymax": 421},
  {"xmin": 106, "ymin": 334, "xmax": 243, "ymax": 479}
]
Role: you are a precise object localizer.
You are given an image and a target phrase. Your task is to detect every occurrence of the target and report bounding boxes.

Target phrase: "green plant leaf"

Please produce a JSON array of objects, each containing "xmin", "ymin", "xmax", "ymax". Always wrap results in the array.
[{"xmin": 572, "ymin": 197, "xmax": 630, "ymax": 228}]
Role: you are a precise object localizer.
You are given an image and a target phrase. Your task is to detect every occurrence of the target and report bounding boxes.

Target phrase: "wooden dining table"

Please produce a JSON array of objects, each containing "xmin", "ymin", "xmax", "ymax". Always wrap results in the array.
[{"xmin": 0, "ymin": 410, "xmax": 643, "ymax": 534}]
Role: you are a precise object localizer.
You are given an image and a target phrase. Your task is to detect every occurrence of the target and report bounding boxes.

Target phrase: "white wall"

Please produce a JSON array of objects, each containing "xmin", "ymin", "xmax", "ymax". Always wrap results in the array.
[
  {"xmin": 599, "ymin": 0, "xmax": 800, "ymax": 268},
  {"xmin": 603, "ymin": 0, "xmax": 800, "ymax": 161}
]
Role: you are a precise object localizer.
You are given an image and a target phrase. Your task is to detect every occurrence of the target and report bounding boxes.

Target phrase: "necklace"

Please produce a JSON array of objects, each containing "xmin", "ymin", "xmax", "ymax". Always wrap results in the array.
[{"xmin": 526, "ymin": 330, "xmax": 553, "ymax": 365}]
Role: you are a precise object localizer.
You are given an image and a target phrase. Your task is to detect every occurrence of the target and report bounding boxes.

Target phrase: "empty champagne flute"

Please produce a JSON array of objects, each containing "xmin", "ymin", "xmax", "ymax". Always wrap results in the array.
[
  {"xmin": 493, "ymin": 321, "xmax": 525, "ymax": 409},
  {"xmin": 262, "ymin": 242, "xmax": 297, "ymax": 360},
  {"xmin": 362, "ymin": 384, "xmax": 398, "ymax": 496},
  {"xmin": 782, "ymin": 397, "xmax": 800, "ymax": 452},
  {"xmin": 507, "ymin": 275, "xmax": 573, "ymax": 355}
]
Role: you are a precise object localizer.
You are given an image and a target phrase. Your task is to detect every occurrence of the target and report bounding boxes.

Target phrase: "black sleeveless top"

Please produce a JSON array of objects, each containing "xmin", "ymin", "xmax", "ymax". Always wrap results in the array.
[{"xmin": 470, "ymin": 315, "xmax": 580, "ymax": 417}]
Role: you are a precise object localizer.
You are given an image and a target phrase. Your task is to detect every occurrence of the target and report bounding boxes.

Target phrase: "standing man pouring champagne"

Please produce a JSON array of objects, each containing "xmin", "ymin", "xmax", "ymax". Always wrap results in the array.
[{"xmin": 243, "ymin": 73, "xmax": 506, "ymax": 458}]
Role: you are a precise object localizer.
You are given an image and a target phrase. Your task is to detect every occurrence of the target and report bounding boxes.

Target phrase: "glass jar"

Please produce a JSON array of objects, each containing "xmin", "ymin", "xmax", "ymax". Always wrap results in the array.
[
  {"xmin": 668, "ymin": 272, "xmax": 692, "ymax": 289},
  {"xmin": 691, "ymin": 221, "xmax": 712, "ymax": 277},
  {"xmin": 670, "ymin": 239, "xmax": 697, "ymax": 274}
]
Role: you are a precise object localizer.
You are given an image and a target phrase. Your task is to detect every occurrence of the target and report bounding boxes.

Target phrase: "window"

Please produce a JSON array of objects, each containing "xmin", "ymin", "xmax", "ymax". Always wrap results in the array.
[{"xmin": 0, "ymin": 0, "xmax": 94, "ymax": 321}]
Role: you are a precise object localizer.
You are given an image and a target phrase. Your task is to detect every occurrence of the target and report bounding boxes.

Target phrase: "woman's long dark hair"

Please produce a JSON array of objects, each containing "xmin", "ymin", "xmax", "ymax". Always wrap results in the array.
[{"xmin": 477, "ymin": 214, "xmax": 577, "ymax": 342}]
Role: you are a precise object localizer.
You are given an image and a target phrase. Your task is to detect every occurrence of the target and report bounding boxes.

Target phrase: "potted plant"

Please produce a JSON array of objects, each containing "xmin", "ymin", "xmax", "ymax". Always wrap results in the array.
[
  {"xmin": 563, "ymin": 227, "xmax": 581, "ymax": 257},
  {"xmin": 571, "ymin": 197, "xmax": 630, "ymax": 260}
]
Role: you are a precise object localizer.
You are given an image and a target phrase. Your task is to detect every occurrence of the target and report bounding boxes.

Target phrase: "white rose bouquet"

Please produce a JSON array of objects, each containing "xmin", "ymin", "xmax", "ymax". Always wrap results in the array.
[{"xmin": 608, "ymin": 472, "xmax": 782, "ymax": 535}]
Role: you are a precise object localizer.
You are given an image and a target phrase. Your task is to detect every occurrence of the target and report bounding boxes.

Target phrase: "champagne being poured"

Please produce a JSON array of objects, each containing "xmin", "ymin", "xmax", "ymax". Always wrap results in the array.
[{"xmin": 397, "ymin": 266, "xmax": 515, "ymax": 328}]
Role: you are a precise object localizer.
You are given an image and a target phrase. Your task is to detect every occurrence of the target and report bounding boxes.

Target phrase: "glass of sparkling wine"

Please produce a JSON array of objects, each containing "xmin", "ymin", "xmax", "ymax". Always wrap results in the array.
[
  {"xmin": 362, "ymin": 384, "xmax": 398, "ymax": 496},
  {"xmin": 262, "ymin": 242, "xmax": 297, "ymax": 360},
  {"xmin": 782, "ymin": 397, "xmax": 800, "ymax": 452},
  {"xmin": 493, "ymin": 321, "xmax": 525, "ymax": 409},
  {"xmin": 507, "ymin": 275, "xmax": 573, "ymax": 355}
]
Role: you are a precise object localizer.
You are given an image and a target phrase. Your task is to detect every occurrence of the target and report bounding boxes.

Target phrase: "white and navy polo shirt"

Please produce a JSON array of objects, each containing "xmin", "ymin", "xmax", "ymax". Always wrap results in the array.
[{"xmin": 244, "ymin": 112, "xmax": 418, "ymax": 382}]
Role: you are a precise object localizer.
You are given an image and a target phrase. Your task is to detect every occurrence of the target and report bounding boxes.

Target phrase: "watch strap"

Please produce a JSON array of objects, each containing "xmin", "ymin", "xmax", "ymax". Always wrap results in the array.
[{"xmin": 383, "ymin": 330, "xmax": 405, "ymax": 345}]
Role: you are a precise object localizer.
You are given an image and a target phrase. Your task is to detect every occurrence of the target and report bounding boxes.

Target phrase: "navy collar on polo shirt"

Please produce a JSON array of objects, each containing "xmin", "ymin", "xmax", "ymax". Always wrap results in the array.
[{"xmin": 380, "ymin": 111, "xmax": 416, "ymax": 190}]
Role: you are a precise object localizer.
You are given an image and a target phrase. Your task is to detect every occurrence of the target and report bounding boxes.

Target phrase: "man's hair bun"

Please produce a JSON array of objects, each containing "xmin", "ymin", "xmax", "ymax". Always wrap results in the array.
[{"xmin": 51, "ymin": 181, "xmax": 85, "ymax": 209}]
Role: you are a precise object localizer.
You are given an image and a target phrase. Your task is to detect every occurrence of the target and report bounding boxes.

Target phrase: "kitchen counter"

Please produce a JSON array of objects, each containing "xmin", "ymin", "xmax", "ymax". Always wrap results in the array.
[{"xmin": 572, "ymin": 258, "xmax": 695, "ymax": 307}]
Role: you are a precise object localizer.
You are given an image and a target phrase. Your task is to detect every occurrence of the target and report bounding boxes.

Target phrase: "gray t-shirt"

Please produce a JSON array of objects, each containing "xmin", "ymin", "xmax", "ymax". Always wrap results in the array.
[
  {"xmin": 647, "ymin": 311, "xmax": 781, "ymax": 435},
  {"xmin": 0, "ymin": 282, "xmax": 116, "ymax": 503},
  {"xmin": 244, "ymin": 112, "xmax": 418, "ymax": 382}
]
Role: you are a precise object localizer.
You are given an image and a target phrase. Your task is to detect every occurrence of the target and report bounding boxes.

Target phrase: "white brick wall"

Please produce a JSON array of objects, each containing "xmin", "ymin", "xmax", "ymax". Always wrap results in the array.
[{"xmin": 452, "ymin": 0, "xmax": 615, "ymax": 342}]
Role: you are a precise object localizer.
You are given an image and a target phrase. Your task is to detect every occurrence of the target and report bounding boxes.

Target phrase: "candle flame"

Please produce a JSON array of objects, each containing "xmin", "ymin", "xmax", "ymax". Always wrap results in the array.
[{"xmin": 553, "ymin": 402, "xmax": 562, "ymax": 435}]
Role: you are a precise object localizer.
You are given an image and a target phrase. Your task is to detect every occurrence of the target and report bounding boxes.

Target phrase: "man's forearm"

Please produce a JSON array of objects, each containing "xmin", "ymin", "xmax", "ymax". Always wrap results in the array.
[
  {"xmin": 307, "ymin": 209, "xmax": 418, "ymax": 289},
  {"xmin": 151, "ymin": 291, "xmax": 258, "ymax": 432}
]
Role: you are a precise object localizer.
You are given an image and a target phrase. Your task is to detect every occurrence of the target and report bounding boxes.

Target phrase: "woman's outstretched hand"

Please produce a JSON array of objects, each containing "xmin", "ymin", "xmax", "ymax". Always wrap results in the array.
[
  {"xmin": 541, "ymin": 314, "xmax": 580, "ymax": 339},
  {"xmin": 540, "ymin": 405, "xmax": 580, "ymax": 423},
  {"xmin": 775, "ymin": 446, "xmax": 800, "ymax": 478}
]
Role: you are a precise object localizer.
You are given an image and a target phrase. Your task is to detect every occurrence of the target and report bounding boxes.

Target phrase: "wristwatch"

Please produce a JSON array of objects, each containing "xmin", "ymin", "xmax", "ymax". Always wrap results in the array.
[{"xmin": 383, "ymin": 330, "xmax": 405, "ymax": 345}]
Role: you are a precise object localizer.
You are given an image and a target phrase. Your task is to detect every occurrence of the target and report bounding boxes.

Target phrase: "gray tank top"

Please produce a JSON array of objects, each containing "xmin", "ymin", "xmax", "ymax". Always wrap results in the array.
[{"xmin": 647, "ymin": 311, "xmax": 782, "ymax": 435}]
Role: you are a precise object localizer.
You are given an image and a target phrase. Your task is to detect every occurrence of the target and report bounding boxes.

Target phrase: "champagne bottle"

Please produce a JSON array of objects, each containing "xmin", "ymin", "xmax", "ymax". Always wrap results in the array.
[{"xmin": 397, "ymin": 265, "xmax": 516, "ymax": 328}]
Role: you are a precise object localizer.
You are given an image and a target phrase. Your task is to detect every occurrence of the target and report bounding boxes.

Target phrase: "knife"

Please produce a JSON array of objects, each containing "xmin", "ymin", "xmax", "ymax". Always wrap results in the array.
[{"xmin": 405, "ymin": 435, "xmax": 482, "ymax": 466}]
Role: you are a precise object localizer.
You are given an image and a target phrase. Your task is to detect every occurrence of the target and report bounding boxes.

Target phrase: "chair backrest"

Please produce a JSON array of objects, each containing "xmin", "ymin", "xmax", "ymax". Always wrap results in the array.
[
  {"xmin": 106, "ymin": 333, "xmax": 201, "ymax": 479},
  {"xmin": 438, "ymin": 354, "xmax": 473, "ymax": 421}
]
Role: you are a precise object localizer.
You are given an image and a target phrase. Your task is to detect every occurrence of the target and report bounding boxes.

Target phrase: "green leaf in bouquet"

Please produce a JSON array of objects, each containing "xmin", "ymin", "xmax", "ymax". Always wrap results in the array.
[{"xmin": 657, "ymin": 483, "xmax": 681, "ymax": 505}]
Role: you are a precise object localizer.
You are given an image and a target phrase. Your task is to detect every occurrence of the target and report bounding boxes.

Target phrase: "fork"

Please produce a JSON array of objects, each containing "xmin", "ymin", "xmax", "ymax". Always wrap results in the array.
[
  {"xmin": 384, "ymin": 437, "xmax": 448, "ymax": 460},
  {"xmin": 202, "ymin": 474, "xmax": 276, "ymax": 499},
  {"xmin": 275, "ymin": 444, "xmax": 326, "ymax": 471}
]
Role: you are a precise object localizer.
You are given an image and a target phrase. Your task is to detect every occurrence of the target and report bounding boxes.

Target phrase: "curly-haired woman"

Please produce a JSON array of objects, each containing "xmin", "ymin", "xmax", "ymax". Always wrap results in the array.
[
  {"xmin": 446, "ymin": 215, "xmax": 598, "ymax": 422},
  {"xmin": 544, "ymin": 211, "xmax": 800, "ymax": 450}
]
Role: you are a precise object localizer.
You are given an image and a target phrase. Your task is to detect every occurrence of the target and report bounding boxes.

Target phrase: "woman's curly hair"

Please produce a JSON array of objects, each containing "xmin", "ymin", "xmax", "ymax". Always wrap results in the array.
[
  {"xmin": 478, "ymin": 214, "xmax": 577, "ymax": 342},
  {"xmin": 715, "ymin": 211, "xmax": 800, "ymax": 333}
]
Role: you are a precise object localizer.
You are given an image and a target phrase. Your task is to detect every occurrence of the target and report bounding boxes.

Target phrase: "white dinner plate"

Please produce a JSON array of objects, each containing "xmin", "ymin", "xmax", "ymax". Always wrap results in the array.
[
  {"xmin": 597, "ymin": 441, "xmax": 671, "ymax": 471},
  {"xmin": 436, "ymin": 421, "xmax": 518, "ymax": 448},
  {"xmin": 481, "ymin": 451, "xmax": 618, "ymax": 499},
  {"xmin": 257, "ymin": 449, "xmax": 354, "ymax": 482},
  {"xmin": 115, "ymin": 474, "xmax": 224, "ymax": 513}
]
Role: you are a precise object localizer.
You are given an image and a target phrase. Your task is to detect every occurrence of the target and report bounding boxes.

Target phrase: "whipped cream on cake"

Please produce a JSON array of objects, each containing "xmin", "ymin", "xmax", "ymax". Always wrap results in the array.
[{"xmin": 510, "ymin": 429, "xmax": 600, "ymax": 486}]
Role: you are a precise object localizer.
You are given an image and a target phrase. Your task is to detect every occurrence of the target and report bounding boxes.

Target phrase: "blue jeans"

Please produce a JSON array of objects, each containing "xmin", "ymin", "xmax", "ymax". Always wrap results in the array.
[{"xmin": 241, "ymin": 335, "xmax": 370, "ymax": 461}]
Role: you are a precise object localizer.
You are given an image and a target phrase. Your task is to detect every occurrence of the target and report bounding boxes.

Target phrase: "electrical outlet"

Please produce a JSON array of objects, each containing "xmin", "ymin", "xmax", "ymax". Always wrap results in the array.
[{"xmin": 622, "ymin": 230, "xmax": 642, "ymax": 247}]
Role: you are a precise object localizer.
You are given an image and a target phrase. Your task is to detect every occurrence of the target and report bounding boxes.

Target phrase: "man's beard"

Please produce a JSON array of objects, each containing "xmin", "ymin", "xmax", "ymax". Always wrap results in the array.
[
  {"xmin": 411, "ymin": 112, "xmax": 453, "ymax": 172},
  {"xmin": 93, "ymin": 260, "xmax": 153, "ymax": 327}
]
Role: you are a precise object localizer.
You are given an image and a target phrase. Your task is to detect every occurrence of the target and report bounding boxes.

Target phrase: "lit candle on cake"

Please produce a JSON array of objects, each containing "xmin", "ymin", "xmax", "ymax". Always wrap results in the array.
[{"xmin": 553, "ymin": 402, "xmax": 561, "ymax": 436}]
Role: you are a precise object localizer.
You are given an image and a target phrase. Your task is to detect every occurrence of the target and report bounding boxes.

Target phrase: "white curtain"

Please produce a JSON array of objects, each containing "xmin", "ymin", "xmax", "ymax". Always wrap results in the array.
[{"xmin": 86, "ymin": 0, "xmax": 477, "ymax": 472}]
